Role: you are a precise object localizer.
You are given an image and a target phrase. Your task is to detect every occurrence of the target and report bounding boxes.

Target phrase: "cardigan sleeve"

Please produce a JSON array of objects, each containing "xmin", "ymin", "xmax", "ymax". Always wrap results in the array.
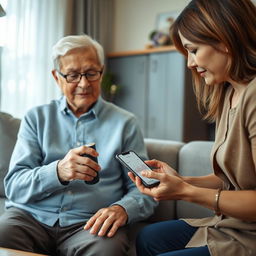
[{"xmin": 242, "ymin": 80, "xmax": 256, "ymax": 171}]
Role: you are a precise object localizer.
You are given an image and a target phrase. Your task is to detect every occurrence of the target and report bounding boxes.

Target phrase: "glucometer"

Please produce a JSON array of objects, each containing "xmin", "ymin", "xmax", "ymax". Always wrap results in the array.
[{"xmin": 82, "ymin": 143, "xmax": 99, "ymax": 185}]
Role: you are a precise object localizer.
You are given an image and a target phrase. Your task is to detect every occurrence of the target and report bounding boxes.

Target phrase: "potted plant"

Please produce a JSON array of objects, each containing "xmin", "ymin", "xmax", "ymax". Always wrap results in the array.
[{"xmin": 101, "ymin": 72, "xmax": 121, "ymax": 102}]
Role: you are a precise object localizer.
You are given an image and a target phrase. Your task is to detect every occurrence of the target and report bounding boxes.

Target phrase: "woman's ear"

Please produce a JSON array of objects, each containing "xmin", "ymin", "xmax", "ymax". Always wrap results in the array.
[{"xmin": 218, "ymin": 43, "xmax": 229, "ymax": 53}]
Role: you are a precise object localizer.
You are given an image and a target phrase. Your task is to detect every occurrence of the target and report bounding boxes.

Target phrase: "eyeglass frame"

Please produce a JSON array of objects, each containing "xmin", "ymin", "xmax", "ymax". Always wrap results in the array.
[{"xmin": 57, "ymin": 70, "xmax": 103, "ymax": 83}]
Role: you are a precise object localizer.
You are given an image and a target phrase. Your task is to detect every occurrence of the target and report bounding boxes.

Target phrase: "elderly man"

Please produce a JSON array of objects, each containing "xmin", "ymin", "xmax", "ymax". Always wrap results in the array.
[{"xmin": 0, "ymin": 35, "xmax": 157, "ymax": 256}]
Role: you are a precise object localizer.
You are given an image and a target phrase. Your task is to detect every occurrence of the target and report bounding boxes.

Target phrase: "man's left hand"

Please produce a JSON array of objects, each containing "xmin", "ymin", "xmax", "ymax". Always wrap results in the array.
[{"xmin": 84, "ymin": 205, "xmax": 128, "ymax": 237}]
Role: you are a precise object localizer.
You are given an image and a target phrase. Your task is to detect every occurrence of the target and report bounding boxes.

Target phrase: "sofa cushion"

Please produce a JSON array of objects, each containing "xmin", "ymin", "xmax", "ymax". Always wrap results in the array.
[
  {"xmin": 0, "ymin": 112, "xmax": 21, "ymax": 196},
  {"xmin": 177, "ymin": 141, "xmax": 214, "ymax": 218}
]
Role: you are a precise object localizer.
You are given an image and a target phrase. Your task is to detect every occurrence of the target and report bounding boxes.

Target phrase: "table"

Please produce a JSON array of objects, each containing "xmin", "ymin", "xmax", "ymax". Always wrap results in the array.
[{"xmin": 0, "ymin": 248, "xmax": 48, "ymax": 256}]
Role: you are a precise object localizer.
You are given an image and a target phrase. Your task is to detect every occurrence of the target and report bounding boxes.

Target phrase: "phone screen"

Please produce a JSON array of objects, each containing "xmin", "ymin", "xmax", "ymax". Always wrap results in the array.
[{"xmin": 116, "ymin": 151, "xmax": 160, "ymax": 187}]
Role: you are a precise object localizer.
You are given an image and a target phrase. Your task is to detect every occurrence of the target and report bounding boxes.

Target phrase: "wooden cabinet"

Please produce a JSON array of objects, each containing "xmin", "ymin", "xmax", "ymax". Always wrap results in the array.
[
  {"xmin": 106, "ymin": 55, "xmax": 148, "ymax": 133},
  {"xmin": 107, "ymin": 47, "xmax": 210, "ymax": 142}
]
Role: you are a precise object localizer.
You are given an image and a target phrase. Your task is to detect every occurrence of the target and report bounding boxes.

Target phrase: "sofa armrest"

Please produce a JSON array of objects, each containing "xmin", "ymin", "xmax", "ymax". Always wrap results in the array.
[
  {"xmin": 144, "ymin": 138, "xmax": 184, "ymax": 221},
  {"xmin": 145, "ymin": 138, "xmax": 184, "ymax": 171},
  {"xmin": 0, "ymin": 112, "xmax": 21, "ymax": 197},
  {"xmin": 177, "ymin": 141, "xmax": 214, "ymax": 219}
]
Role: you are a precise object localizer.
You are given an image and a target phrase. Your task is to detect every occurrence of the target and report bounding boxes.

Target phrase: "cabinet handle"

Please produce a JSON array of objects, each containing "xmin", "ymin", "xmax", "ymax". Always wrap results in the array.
[
  {"xmin": 138, "ymin": 61, "xmax": 145, "ymax": 74},
  {"xmin": 150, "ymin": 117, "xmax": 156, "ymax": 129},
  {"xmin": 151, "ymin": 59, "xmax": 158, "ymax": 72}
]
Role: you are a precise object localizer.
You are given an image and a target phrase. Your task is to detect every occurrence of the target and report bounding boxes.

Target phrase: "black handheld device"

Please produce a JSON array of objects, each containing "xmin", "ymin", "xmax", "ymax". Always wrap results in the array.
[
  {"xmin": 116, "ymin": 150, "xmax": 160, "ymax": 188},
  {"xmin": 82, "ymin": 143, "xmax": 99, "ymax": 185}
]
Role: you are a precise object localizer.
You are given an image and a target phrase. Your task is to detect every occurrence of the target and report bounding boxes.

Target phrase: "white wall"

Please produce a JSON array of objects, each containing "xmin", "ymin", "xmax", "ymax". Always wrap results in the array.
[
  {"xmin": 111, "ymin": 0, "xmax": 190, "ymax": 52},
  {"xmin": 111, "ymin": 0, "xmax": 256, "ymax": 53}
]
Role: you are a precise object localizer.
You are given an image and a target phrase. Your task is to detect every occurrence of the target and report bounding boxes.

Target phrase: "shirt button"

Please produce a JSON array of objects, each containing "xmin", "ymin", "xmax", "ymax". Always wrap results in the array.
[
  {"xmin": 76, "ymin": 142, "xmax": 81, "ymax": 146},
  {"xmin": 67, "ymin": 191, "xmax": 72, "ymax": 195}
]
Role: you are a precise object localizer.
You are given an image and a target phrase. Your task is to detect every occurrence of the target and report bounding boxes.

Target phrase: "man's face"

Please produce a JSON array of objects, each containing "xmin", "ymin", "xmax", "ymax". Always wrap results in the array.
[{"xmin": 53, "ymin": 46, "xmax": 103, "ymax": 117}]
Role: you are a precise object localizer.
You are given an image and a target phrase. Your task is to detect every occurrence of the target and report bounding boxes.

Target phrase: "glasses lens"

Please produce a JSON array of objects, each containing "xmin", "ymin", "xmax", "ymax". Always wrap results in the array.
[
  {"xmin": 66, "ymin": 74, "xmax": 81, "ymax": 83},
  {"xmin": 65, "ymin": 71, "xmax": 101, "ymax": 83},
  {"xmin": 86, "ymin": 71, "xmax": 101, "ymax": 81}
]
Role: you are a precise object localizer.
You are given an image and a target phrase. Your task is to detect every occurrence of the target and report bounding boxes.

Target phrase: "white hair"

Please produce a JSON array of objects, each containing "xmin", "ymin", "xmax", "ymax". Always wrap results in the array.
[{"xmin": 52, "ymin": 34, "xmax": 104, "ymax": 69}]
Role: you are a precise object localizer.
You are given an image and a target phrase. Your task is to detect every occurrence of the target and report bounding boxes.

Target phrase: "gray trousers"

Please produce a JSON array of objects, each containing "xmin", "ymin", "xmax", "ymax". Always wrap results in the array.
[{"xmin": 0, "ymin": 207, "xmax": 130, "ymax": 256}]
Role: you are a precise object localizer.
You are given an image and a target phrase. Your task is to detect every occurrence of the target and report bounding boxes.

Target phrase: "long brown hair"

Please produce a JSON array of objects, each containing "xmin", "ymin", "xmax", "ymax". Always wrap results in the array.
[{"xmin": 171, "ymin": 0, "xmax": 256, "ymax": 121}]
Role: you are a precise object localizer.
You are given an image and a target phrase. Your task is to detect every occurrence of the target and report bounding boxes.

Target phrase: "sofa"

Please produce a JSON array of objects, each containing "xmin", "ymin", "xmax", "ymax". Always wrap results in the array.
[{"xmin": 0, "ymin": 111, "xmax": 214, "ymax": 255}]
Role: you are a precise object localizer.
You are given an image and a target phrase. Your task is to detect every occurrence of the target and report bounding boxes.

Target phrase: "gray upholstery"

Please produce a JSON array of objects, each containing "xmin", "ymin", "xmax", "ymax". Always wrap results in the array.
[
  {"xmin": 177, "ymin": 141, "xmax": 214, "ymax": 218},
  {"xmin": 0, "ymin": 112, "xmax": 215, "ymax": 255},
  {"xmin": 0, "ymin": 112, "xmax": 21, "ymax": 197},
  {"xmin": 145, "ymin": 138, "xmax": 184, "ymax": 221}
]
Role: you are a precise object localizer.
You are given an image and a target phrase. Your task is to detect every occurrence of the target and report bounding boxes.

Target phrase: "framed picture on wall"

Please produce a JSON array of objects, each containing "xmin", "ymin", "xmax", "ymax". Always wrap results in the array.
[{"xmin": 155, "ymin": 11, "xmax": 180, "ymax": 34}]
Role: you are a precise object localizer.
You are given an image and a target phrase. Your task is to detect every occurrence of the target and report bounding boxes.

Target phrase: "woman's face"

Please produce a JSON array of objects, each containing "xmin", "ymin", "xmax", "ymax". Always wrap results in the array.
[{"xmin": 179, "ymin": 32, "xmax": 230, "ymax": 85}]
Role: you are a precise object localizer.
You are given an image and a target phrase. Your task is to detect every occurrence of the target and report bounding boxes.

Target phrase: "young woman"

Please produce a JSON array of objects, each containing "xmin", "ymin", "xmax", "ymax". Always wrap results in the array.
[{"xmin": 128, "ymin": 0, "xmax": 256, "ymax": 255}]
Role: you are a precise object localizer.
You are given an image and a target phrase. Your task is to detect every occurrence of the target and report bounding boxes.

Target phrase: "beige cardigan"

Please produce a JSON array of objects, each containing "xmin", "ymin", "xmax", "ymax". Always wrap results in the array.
[{"xmin": 184, "ymin": 77, "xmax": 256, "ymax": 256}]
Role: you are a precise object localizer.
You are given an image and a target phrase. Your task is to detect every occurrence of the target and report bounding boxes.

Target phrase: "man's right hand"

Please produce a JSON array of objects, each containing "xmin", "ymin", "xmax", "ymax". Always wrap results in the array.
[{"xmin": 57, "ymin": 145, "xmax": 101, "ymax": 182}]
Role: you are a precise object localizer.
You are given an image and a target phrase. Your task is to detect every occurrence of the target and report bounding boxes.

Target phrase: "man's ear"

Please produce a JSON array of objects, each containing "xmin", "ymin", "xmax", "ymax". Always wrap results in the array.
[
  {"xmin": 99, "ymin": 65, "xmax": 105, "ymax": 83},
  {"xmin": 52, "ymin": 70, "xmax": 59, "ymax": 83}
]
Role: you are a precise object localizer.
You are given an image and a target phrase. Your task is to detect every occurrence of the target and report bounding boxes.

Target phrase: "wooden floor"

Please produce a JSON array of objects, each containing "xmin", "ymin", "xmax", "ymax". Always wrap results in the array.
[{"xmin": 0, "ymin": 247, "xmax": 48, "ymax": 256}]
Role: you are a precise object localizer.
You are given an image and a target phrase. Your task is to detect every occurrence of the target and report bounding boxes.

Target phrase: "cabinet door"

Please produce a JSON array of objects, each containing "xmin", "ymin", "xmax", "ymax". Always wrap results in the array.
[
  {"xmin": 147, "ymin": 53, "xmax": 168, "ymax": 139},
  {"xmin": 147, "ymin": 52, "xmax": 186, "ymax": 141},
  {"xmin": 165, "ymin": 51, "xmax": 185, "ymax": 141},
  {"xmin": 107, "ymin": 55, "xmax": 148, "ymax": 134}
]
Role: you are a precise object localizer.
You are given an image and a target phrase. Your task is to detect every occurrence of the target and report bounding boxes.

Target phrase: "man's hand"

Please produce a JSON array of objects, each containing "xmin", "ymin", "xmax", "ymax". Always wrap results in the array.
[
  {"xmin": 57, "ymin": 145, "xmax": 101, "ymax": 182},
  {"xmin": 84, "ymin": 205, "xmax": 128, "ymax": 237}
]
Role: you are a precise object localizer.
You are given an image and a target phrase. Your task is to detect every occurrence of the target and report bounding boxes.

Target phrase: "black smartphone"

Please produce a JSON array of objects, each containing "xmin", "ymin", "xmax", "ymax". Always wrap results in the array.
[{"xmin": 116, "ymin": 150, "xmax": 160, "ymax": 188}]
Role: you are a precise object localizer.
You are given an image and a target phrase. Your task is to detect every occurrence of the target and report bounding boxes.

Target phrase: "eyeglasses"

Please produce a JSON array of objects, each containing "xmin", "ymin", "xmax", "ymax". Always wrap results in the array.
[{"xmin": 57, "ymin": 70, "xmax": 103, "ymax": 83}]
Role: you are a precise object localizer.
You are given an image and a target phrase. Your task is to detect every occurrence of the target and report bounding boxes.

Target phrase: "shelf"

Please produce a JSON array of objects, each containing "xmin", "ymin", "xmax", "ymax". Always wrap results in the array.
[{"xmin": 107, "ymin": 45, "xmax": 176, "ymax": 58}]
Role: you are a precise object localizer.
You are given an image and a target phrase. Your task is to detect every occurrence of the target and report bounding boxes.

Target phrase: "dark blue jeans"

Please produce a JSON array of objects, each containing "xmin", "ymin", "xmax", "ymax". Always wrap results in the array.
[{"xmin": 136, "ymin": 220, "xmax": 211, "ymax": 256}]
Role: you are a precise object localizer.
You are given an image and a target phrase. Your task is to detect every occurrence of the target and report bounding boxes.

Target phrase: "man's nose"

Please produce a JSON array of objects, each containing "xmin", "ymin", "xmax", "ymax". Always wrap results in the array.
[{"xmin": 78, "ymin": 75, "xmax": 90, "ymax": 88}]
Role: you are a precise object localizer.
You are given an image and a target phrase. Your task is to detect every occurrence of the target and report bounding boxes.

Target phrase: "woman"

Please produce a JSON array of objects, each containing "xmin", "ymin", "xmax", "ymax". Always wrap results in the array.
[{"xmin": 128, "ymin": 0, "xmax": 256, "ymax": 255}]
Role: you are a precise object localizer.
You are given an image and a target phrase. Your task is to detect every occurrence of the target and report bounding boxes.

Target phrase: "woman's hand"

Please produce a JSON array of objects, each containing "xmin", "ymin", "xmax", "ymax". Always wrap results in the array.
[{"xmin": 128, "ymin": 159, "xmax": 188, "ymax": 201}]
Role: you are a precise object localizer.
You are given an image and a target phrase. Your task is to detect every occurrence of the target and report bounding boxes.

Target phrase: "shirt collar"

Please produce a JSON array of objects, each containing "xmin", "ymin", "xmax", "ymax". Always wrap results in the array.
[
  {"xmin": 91, "ymin": 96, "xmax": 104, "ymax": 118},
  {"xmin": 59, "ymin": 95, "xmax": 104, "ymax": 119},
  {"xmin": 60, "ymin": 96, "xmax": 69, "ymax": 115}
]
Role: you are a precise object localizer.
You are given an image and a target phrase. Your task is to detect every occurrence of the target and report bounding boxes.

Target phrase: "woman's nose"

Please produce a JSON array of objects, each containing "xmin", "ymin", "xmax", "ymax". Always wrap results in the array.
[{"xmin": 187, "ymin": 53, "xmax": 197, "ymax": 69}]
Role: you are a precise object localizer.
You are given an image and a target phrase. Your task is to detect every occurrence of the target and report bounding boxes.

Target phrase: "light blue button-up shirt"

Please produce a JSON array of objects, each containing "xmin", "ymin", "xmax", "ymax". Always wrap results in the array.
[{"xmin": 4, "ymin": 96, "xmax": 157, "ymax": 226}]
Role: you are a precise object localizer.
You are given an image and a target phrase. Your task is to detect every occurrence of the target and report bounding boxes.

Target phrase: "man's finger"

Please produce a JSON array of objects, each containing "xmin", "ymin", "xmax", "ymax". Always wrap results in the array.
[
  {"xmin": 97, "ymin": 216, "xmax": 115, "ymax": 237},
  {"xmin": 107, "ymin": 221, "xmax": 120, "ymax": 237},
  {"xmin": 84, "ymin": 213, "xmax": 98, "ymax": 230},
  {"xmin": 89, "ymin": 215, "xmax": 108, "ymax": 235}
]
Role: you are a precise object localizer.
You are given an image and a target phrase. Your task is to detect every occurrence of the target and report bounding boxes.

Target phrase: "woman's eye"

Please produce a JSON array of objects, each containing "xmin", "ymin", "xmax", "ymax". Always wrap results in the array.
[{"xmin": 190, "ymin": 49, "xmax": 197, "ymax": 54}]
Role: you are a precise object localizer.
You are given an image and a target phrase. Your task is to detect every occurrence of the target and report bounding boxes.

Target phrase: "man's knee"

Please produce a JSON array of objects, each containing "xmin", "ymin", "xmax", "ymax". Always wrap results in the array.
[
  {"xmin": 0, "ymin": 219, "xmax": 27, "ymax": 248},
  {"xmin": 62, "ymin": 227, "xmax": 130, "ymax": 256},
  {"xmin": 0, "ymin": 208, "xmax": 41, "ymax": 251},
  {"xmin": 92, "ymin": 235, "xmax": 129, "ymax": 256}
]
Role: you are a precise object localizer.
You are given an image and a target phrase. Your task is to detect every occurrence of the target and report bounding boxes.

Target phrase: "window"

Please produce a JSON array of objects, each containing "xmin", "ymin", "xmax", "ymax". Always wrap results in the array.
[{"xmin": 0, "ymin": 0, "xmax": 7, "ymax": 46}]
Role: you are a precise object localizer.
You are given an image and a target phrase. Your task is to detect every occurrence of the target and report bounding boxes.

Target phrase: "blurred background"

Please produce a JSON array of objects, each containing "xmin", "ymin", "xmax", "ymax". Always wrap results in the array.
[
  {"xmin": 0, "ymin": 0, "xmax": 192, "ymax": 118},
  {"xmin": 1, "ymin": 0, "xmax": 255, "ymax": 142}
]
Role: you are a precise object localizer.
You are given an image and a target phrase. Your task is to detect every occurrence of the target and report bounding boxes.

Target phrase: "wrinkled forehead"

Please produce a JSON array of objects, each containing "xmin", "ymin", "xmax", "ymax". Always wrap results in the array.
[{"xmin": 59, "ymin": 46, "xmax": 102, "ymax": 71}]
